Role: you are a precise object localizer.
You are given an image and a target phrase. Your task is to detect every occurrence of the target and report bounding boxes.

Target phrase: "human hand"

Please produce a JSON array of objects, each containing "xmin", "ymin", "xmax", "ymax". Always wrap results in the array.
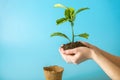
[
  {"xmin": 59, "ymin": 42, "xmax": 96, "ymax": 64},
  {"xmin": 59, "ymin": 42, "xmax": 120, "ymax": 80}
]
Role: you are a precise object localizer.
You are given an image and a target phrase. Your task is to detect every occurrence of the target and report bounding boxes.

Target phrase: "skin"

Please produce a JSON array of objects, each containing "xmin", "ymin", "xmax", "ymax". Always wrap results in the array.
[{"xmin": 59, "ymin": 42, "xmax": 120, "ymax": 80}]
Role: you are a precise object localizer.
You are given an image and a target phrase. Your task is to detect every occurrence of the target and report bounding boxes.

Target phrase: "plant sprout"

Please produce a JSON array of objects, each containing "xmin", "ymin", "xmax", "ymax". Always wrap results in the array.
[{"xmin": 51, "ymin": 3, "xmax": 90, "ymax": 42}]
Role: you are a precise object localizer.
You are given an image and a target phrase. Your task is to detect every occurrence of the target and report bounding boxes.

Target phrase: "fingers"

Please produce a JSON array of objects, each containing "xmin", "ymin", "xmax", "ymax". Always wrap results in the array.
[
  {"xmin": 59, "ymin": 48, "xmax": 66, "ymax": 61},
  {"xmin": 72, "ymin": 53, "xmax": 87, "ymax": 64},
  {"xmin": 64, "ymin": 48, "xmax": 78, "ymax": 55},
  {"xmin": 59, "ymin": 47, "xmax": 73, "ymax": 63},
  {"xmin": 59, "ymin": 45, "xmax": 77, "ymax": 55},
  {"xmin": 66, "ymin": 55, "xmax": 73, "ymax": 63},
  {"xmin": 59, "ymin": 47, "xmax": 81, "ymax": 64}
]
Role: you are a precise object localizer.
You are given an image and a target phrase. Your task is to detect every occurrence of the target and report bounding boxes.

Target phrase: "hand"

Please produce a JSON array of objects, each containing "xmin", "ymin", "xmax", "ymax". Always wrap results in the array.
[
  {"xmin": 59, "ymin": 42, "xmax": 120, "ymax": 80},
  {"xmin": 59, "ymin": 42, "xmax": 96, "ymax": 64}
]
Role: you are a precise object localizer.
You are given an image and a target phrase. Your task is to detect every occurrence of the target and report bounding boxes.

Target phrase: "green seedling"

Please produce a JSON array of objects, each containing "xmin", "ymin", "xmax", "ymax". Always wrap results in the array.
[{"xmin": 51, "ymin": 4, "xmax": 90, "ymax": 42}]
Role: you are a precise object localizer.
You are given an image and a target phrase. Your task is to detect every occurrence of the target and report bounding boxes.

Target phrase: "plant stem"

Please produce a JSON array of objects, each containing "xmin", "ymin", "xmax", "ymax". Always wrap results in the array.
[{"xmin": 71, "ymin": 22, "xmax": 74, "ymax": 42}]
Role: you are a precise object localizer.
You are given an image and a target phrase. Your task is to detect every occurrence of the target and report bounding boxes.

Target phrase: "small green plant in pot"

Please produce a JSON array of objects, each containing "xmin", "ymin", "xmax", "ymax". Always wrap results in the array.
[{"xmin": 51, "ymin": 4, "xmax": 90, "ymax": 50}]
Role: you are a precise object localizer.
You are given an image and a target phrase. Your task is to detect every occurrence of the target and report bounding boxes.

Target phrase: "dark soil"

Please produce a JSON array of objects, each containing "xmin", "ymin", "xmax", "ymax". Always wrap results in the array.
[
  {"xmin": 43, "ymin": 65, "xmax": 64, "ymax": 73},
  {"xmin": 62, "ymin": 41, "xmax": 88, "ymax": 50}
]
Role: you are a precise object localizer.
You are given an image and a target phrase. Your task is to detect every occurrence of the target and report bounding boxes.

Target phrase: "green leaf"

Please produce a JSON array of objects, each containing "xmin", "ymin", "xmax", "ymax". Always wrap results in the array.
[
  {"xmin": 65, "ymin": 8, "xmax": 70, "ymax": 19},
  {"xmin": 75, "ymin": 7, "xmax": 89, "ymax": 15},
  {"xmin": 77, "ymin": 33, "xmax": 89, "ymax": 39},
  {"xmin": 51, "ymin": 32, "xmax": 71, "ymax": 42},
  {"xmin": 54, "ymin": 4, "xmax": 67, "ymax": 9},
  {"xmin": 64, "ymin": 8, "xmax": 75, "ymax": 22},
  {"xmin": 56, "ymin": 18, "xmax": 68, "ymax": 25}
]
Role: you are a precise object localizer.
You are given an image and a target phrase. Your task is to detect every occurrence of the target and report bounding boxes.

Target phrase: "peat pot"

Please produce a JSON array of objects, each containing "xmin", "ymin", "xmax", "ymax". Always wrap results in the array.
[{"xmin": 43, "ymin": 65, "xmax": 64, "ymax": 80}]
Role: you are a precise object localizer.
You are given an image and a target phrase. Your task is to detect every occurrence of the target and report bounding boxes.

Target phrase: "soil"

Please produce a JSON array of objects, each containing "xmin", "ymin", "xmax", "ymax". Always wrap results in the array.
[
  {"xmin": 62, "ymin": 41, "xmax": 88, "ymax": 50},
  {"xmin": 43, "ymin": 65, "xmax": 64, "ymax": 73}
]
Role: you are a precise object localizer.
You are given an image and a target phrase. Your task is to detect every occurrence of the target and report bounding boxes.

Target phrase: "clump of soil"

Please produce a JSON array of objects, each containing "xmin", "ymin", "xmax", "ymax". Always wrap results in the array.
[{"xmin": 62, "ymin": 41, "xmax": 87, "ymax": 50}]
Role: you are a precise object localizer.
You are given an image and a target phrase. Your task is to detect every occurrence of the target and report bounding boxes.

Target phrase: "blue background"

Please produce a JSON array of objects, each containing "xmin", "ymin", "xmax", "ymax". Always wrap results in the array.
[{"xmin": 0, "ymin": 0, "xmax": 120, "ymax": 80}]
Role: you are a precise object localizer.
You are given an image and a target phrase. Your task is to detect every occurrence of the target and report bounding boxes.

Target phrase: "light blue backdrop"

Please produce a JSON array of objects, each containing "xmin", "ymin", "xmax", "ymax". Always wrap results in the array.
[{"xmin": 0, "ymin": 0, "xmax": 120, "ymax": 80}]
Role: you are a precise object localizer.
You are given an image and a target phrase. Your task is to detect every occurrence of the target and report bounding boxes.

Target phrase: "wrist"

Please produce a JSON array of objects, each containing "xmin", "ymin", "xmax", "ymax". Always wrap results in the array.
[{"xmin": 90, "ymin": 47, "xmax": 103, "ymax": 60}]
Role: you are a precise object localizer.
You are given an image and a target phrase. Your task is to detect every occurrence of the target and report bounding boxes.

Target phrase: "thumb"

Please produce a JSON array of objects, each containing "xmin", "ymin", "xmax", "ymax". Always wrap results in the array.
[
  {"xmin": 64, "ymin": 48, "xmax": 77, "ymax": 55},
  {"xmin": 80, "ymin": 41, "xmax": 95, "ymax": 49}
]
